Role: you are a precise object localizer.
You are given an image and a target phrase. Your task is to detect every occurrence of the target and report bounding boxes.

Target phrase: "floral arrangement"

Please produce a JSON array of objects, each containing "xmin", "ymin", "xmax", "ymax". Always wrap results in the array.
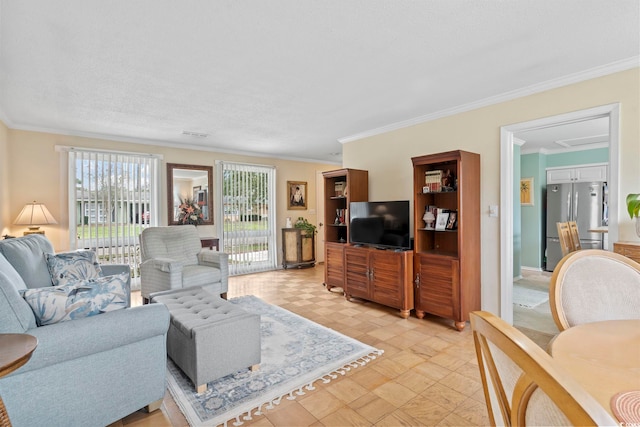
[{"xmin": 177, "ymin": 197, "xmax": 204, "ymax": 225}]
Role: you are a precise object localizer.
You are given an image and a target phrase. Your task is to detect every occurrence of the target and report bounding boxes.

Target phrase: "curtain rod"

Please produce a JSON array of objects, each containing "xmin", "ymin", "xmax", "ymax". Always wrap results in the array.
[{"xmin": 55, "ymin": 145, "xmax": 163, "ymax": 159}]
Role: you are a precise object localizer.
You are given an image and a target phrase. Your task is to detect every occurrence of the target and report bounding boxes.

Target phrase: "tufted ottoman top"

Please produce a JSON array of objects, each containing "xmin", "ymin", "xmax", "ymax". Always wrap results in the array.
[{"xmin": 151, "ymin": 287, "xmax": 251, "ymax": 338}]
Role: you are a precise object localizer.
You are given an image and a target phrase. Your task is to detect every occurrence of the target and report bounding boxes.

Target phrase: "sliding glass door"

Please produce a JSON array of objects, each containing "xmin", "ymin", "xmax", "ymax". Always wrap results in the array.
[{"xmin": 217, "ymin": 161, "xmax": 277, "ymax": 275}]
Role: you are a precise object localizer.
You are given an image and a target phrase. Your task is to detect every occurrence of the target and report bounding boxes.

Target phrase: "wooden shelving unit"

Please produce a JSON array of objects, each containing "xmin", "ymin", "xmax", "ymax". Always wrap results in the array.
[
  {"xmin": 412, "ymin": 150, "xmax": 480, "ymax": 331},
  {"xmin": 322, "ymin": 168, "xmax": 368, "ymax": 290}
]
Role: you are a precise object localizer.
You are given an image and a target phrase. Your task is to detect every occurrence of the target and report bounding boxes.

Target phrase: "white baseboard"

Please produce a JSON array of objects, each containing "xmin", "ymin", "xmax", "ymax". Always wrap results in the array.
[{"xmin": 521, "ymin": 266, "xmax": 543, "ymax": 273}]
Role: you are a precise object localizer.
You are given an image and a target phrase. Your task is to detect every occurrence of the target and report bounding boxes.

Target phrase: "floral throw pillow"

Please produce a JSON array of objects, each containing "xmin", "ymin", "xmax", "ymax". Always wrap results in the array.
[
  {"xmin": 46, "ymin": 250, "xmax": 102, "ymax": 287},
  {"xmin": 22, "ymin": 273, "xmax": 128, "ymax": 326}
]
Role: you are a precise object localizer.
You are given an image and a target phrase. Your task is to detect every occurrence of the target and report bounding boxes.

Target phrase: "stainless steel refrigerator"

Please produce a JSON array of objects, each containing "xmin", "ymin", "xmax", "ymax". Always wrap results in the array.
[{"xmin": 545, "ymin": 181, "xmax": 605, "ymax": 271}]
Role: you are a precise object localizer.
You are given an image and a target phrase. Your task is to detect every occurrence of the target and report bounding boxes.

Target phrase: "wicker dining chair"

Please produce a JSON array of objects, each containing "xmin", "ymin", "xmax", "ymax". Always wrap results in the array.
[{"xmin": 471, "ymin": 311, "xmax": 616, "ymax": 426}]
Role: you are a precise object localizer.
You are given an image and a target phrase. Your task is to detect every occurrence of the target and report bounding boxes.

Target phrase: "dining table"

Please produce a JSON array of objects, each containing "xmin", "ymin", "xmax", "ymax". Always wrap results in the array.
[{"xmin": 549, "ymin": 319, "xmax": 640, "ymax": 424}]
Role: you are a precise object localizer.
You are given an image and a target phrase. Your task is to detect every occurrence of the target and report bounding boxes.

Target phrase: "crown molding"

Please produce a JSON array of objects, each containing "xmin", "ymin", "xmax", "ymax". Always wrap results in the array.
[{"xmin": 339, "ymin": 56, "xmax": 639, "ymax": 144}]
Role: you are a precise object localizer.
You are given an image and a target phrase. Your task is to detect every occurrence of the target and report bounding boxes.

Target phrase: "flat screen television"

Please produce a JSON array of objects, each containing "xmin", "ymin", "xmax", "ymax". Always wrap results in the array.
[{"xmin": 349, "ymin": 200, "xmax": 411, "ymax": 250}]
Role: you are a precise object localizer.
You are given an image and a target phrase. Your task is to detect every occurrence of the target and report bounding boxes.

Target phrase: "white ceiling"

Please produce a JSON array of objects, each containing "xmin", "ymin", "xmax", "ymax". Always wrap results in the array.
[
  {"xmin": 516, "ymin": 116, "xmax": 610, "ymax": 154},
  {"xmin": 0, "ymin": 1, "xmax": 638, "ymax": 164}
]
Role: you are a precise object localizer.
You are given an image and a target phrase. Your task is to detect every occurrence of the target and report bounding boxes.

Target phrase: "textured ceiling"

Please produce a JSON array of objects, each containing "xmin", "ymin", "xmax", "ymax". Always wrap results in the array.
[{"xmin": 0, "ymin": 1, "xmax": 638, "ymax": 163}]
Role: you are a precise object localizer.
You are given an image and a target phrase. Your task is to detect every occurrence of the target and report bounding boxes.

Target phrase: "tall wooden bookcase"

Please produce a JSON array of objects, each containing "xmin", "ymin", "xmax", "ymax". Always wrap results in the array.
[
  {"xmin": 412, "ymin": 150, "xmax": 480, "ymax": 331},
  {"xmin": 322, "ymin": 168, "xmax": 368, "ymax": 290}
]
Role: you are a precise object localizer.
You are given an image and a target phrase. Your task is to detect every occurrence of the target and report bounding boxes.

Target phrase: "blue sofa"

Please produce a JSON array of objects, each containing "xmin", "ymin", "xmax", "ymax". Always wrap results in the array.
[{"xmin": 0, "ymin": 235, "xmax": 170, "ymax": 427}]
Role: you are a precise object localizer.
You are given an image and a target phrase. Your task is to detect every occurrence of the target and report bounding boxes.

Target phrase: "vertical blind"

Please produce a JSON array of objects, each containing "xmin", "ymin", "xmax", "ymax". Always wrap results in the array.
[
  {"xmin": 217, "ymin": 161, "xmax": 277, "ymax": 275},
  {"xmin": 66, "ymin": 148, "xmax": 159, "ymax": 284}
]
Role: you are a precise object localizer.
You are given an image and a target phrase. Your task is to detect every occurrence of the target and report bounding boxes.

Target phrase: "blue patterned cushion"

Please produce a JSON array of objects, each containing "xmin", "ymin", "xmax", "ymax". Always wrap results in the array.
[
  {"xmin": 46, "ymin": 250, "xmax": 102, "ymax": 287},
  {"xmin": 22, "ymin": 273, "xmax": 128, "ymax": 326}
]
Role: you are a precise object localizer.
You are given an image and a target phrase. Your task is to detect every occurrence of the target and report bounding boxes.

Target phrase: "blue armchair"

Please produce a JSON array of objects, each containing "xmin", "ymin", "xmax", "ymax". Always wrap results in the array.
[{"xmin": 0, "ymin": 235, "xmax": 170, "ymax": 427}]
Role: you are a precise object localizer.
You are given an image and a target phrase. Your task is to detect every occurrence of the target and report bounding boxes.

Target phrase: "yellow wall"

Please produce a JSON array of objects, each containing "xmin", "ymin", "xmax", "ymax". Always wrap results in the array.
[
  {"xmin": 3, "ymin": 68, "xmax": 638, "ymax": 312},
  {"xmin": 342, "ymin": 68, "xmax": 640, "ymax": 314},
  {"xmin": 3, "ymin": 128, "xmax": 337, "ymax": 255}
]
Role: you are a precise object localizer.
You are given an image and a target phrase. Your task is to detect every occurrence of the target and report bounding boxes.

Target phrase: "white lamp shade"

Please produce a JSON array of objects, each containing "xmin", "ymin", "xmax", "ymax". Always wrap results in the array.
[{"xmin": 14, "ymin": 201, "xmax": 58, "ymax": 227}]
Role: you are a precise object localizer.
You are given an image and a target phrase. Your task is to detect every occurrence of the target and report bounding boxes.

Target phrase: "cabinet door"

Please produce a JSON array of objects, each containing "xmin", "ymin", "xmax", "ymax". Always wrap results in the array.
[
  {"xmin": 547, "ymin": 165, "xmax": 608, "ymax": 184},
  {"xmin": 325, "ymin": 243, "xmax": 345, "ymax": 288},
  {"xmin": 415, "ymin": 255, "xmax": 460, "ymax": 320},
  {"xmin": 370, "ymin": 251, "xmax": 404, "ymax": 309},
  {"xmin": 574, "ymin": 165, "xmax": 607, "ymax": 182},
  {"xmin": 547, "ymin": 169, "xmax": 574, "ymax": 183},
  {"xmin": 344, "ymin": 247, "xmax": 370, "ymax": 299},
  {"xmin": 283, "ymin": 229, "xmax": 300, "ymax": 264}
]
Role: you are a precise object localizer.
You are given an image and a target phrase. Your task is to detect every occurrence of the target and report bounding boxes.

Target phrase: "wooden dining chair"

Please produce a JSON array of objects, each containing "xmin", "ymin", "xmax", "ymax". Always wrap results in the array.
[
  {"xmin": 549, "ymin": 249, "xmax": 640, "ymax": 331},
  {"xmin": 567, "ymin": 221, "xmax": 581, "ymax": 251},
  {"xmin": 556, "ymin": 222, "xmax": 574, "ymax": 256},
  {"xmin": 470, "ymin": 311, "xmax": 616, "ymax": 426}
]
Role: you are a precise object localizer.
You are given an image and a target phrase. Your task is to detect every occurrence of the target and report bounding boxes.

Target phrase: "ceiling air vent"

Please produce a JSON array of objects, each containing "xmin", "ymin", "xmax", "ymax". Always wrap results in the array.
[{"xmin": 182, "ymin": 130, "xmax": 209, "ymax": 138}]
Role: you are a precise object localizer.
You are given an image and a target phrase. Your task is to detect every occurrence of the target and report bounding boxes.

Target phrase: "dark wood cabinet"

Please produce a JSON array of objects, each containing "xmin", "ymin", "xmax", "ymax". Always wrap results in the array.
[
  {"xmin": 322, "ymin": 168, "xmax": 368, "ymax": 290},
  {"xmin": 343, "ymin": 245, "xmax": 414, "ymax": 318},
  {"xmin": 412, "ymin": 150, "xmax": 480, "ymax": 331},
  {"xmin": 282, "ymin": 228, "xmax": 315, "ymax": 269}
]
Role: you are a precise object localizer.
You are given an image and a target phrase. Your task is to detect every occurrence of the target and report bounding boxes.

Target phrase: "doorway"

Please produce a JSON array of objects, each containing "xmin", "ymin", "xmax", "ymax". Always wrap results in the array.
[{"xmin": 499, "ymin": 103, "xmax": 620, "ymax": 324}]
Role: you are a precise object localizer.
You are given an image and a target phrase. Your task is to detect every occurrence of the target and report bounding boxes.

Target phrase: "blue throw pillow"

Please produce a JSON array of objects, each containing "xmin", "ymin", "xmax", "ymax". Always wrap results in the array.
[
  {"xmin": 22, "ymin": 273, "xmax": 128, "ymax": 326},
  {"xmin": 46, "ymin": 250, "xmax": 102, "ymax": 287}
]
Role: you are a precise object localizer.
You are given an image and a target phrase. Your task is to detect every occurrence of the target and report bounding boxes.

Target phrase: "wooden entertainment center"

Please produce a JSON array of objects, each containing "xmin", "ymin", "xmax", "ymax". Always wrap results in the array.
[
  {"xmin": 322, "ymin": 149, "xmax": 480, "ymax": 329},
  {"xmin": 343, "ymin": 245, "xmax": 414, "ymax": 318}
]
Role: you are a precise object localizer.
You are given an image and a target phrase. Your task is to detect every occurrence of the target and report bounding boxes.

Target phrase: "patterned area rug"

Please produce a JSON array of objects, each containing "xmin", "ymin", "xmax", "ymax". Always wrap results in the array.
[{"xmin": 167, "ymin": 295, "xmax": 383, "ymax": 426}]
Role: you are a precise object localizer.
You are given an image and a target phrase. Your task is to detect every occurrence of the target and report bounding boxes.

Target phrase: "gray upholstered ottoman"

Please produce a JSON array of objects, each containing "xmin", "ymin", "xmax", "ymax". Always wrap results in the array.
[{"xmin": 151, "ymin": 287, "xmax": 261, "ymax": 393}]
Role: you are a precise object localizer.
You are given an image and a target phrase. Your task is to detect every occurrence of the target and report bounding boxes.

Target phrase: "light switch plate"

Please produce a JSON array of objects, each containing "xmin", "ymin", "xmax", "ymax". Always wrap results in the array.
[{"xmin": 489, "ymin": 205, "xmax": 498, "ymax": 217}]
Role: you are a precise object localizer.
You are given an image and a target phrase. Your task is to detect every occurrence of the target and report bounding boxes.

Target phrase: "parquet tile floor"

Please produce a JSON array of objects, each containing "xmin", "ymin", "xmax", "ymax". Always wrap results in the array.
[{"xmin": 113, "ymin": 265, "xmax": 492, "ymax": 427}]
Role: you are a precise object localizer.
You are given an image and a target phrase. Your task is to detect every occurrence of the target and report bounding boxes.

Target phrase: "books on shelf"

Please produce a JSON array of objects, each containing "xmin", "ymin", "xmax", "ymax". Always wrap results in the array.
[{"xmin": 424, "ymin": 170, "xmax": 443, "ymax": 192}]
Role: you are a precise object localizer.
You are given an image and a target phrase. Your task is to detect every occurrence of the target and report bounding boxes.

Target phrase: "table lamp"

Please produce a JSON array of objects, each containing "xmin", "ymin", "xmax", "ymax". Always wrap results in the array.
[
  {"xmin": 423, "ymin": 210, "xmax": 435, "ymax": 229},
  {"xmin": 14, "ymin": 201, "xmax": 58, "ymax": 235}
]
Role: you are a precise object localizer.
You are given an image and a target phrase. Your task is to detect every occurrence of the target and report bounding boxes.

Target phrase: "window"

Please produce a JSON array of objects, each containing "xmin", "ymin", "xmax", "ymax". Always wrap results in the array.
[
  {"xmin": 63, "ymin": 147, "xmax": 160, "ymax": 284},
  {"xmin": 217, "ymin": 161, "xmax": 277, "ymax": 275}
]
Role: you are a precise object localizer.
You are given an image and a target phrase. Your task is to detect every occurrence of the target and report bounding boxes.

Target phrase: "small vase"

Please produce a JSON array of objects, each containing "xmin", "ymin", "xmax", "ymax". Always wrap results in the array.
[{"xmin": 636, "ymin": 217, "xmax": 640, "ymax": 238}]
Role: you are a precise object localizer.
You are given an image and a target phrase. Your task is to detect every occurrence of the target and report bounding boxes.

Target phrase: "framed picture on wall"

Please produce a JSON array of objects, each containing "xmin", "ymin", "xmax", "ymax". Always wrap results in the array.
[
  {"xmin": 288, "ymin": 181, "xmax": 307, "ymax": 210},
  {"xmin": 520, "ymin": 177, "xmax": 534, "ymax": 206}
]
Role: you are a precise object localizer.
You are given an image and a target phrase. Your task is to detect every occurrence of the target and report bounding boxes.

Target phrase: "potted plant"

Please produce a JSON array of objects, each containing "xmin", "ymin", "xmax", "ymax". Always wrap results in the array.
[
  {"xmin": 627, "ymin": 193, "xmax": 640, "ymax": 237},
  {"xmin": 294, "ymin": 217, "xmax": 317, "ymax": 237}
]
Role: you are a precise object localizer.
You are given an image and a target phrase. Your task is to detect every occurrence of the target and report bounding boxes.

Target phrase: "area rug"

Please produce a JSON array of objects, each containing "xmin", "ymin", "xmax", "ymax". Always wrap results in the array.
[
  {"xmin": 167, "ymin": 295, "xmax": 383, "ymax": 427},
  {"xmin": 512, "ymin": 284, "xmax": 549, "ymax": 309}
]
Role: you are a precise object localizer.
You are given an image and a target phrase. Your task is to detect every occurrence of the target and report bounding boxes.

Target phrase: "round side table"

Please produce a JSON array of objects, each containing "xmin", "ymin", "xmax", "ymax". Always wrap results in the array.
[{"xmin": 0, "ymin": 334, "xmax": 38, "ymax": 427}]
